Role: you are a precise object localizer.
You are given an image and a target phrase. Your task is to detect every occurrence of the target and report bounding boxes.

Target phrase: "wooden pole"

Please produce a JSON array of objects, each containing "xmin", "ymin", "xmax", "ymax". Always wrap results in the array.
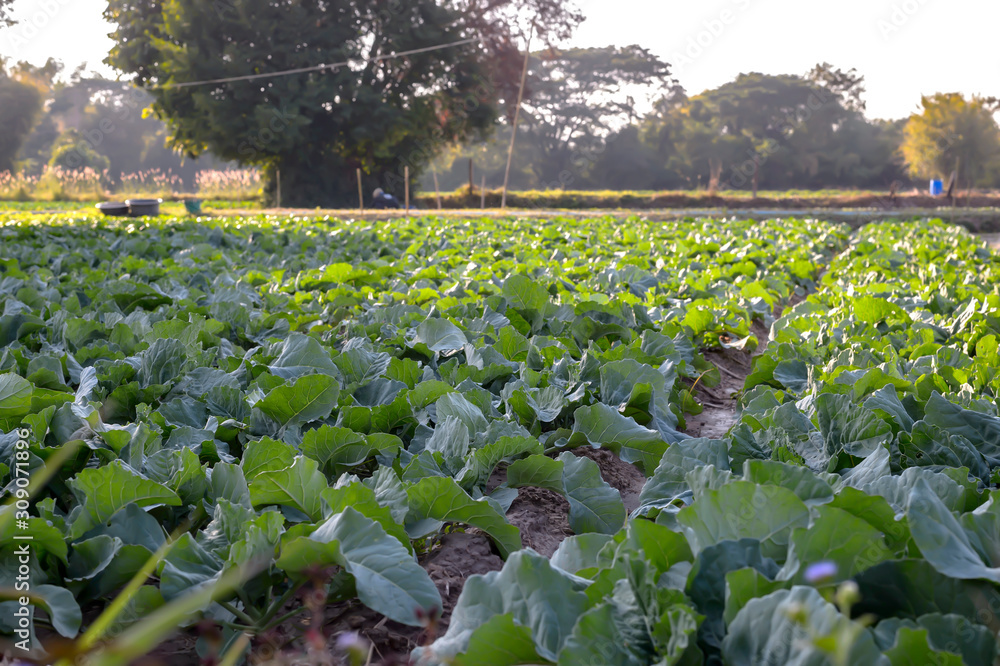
[
  {"xmin": 468, "ymin": 159, "xmax": 474, "ymax": 202},
  {"xmin": 405, "ymin": 166, "xmax": 410, "ymax": 215},
  {"xmin": 502, "ymin": 26, "xmax": 533, "ymax": 210},
  {"xmin": 481, "ymin": 174, "xmax": 486, "ymax": 209},
  {"xmin": 357, "ymin": 168, "xmax": 363, "ymax": 213},
  {"xmin": 946, "ymin": 159, "xmax": 959, "ymax": 207},
  {"xmin": 432, "ymin": 169, "xmax": 442, "ymax": 209},
  {"xmin": 276, "ymin": 169, "xmax": 281, "ymax": 209}
]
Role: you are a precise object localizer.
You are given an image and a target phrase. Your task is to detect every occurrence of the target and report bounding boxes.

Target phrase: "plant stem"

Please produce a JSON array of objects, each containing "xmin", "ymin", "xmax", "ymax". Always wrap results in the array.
[
  {"xmin": 259, "ymin": 583, "xmax": 301, "ymax": 625},
  {"xmin": 263, "ymin": 606, "xmax": 308, "ymax": 632},
  {"xmin": 217, "ymin": 620, "xmax": 248, "ymax": 632},
  {"xmin": 235, "ymin": 588, "xmax": 260, "ymax": 621},
  {"xmin": 217, "ymin": 600, "xmax": 257, "ymax": 627}
]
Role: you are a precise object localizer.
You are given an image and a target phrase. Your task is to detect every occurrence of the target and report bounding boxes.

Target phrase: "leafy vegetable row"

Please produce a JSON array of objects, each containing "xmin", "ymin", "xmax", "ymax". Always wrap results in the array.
[
  {"xmin": 0, "ymin": 213, "xmax": 845, "ymax": 661},
  {"xmin": 422, "ymin": 220, "xmax": 1000, "ymax": 665}
]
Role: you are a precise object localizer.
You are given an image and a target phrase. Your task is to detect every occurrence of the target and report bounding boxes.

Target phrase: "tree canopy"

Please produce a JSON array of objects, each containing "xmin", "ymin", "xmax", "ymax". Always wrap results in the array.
[
  {"xmin": 423, "ymin": 45, "xmax": 679, "ymax": 191},
  {"xmin": 677, "ymin": 72, "xmax": 863, "ymax": 194},
  {"xmin": 104, "ymin": 0, "xmax": 583, "ymax": 206},
  {"xmin": 518, "ymin": 45, "xmax": 678, "ymax": 188},
  {"xmin": 902, "ymin": 93, "xmax": 1000, "ymax": 188},
  {"xmin": 48, "ymin": 129, "xmax": 112, "ymax": 172},
  {"xmin": 424, "ymin": 58, "xmax": 918, "ymax": 194},
  {"xmin": 0, "ymin": 0, "xmax": 14, "ymax": 27},
  {"xmin": 3, "ymin": 60, "xmax": 229, "ymax": 184},
  {"xmin": 6, "ymin": 4, "xmax": 999, "ymax": 198},
  {"xmin": 0, "ymin": 62, "xmax": 45, "ymax": 174}
]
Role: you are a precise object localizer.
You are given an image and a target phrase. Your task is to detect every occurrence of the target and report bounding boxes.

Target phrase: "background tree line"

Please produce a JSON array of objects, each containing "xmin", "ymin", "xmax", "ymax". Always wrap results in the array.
[
  {"xmin": 1, "ymin": 0, "xmax": 998, "ymax": 203},
  {"xmin": 0, "ymin": 58, "xmax": 230, "ymax": 187},
  {"xmin": 425, "ymin": 51, "xmax": 1000, "ymax": 194}
]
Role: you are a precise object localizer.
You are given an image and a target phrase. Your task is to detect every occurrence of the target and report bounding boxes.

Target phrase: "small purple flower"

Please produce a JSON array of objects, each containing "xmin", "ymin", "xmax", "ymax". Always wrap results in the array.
[
  {"xmin": 335, "ymin": 631, "xmax": 363, "ymax": 651},
  {"xmin": 336, "ymin": 631, "xmax": 370, "ymax": 665},
  {"xmin": 804, "ymin": 560, "xmax": 838, "ymax": 584}
]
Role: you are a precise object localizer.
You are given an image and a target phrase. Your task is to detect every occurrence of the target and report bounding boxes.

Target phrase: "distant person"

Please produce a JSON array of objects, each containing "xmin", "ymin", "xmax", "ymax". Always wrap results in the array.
[{"xmin": 371, "ymin": 188, "xmax": 401, "ymax": 209}]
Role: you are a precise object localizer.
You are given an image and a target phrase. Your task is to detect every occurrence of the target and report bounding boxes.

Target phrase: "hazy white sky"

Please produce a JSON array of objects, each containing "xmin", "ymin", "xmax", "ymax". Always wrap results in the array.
[{"xmin": 1, "ymin": 0, "xmax": 998, "ymax": 120}]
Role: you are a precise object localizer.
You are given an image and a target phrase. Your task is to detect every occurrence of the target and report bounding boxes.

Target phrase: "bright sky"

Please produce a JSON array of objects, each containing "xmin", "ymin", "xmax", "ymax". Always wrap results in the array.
[{"xmin": 1, "ymin": 0, "xmax": 998, "ymax": 120}]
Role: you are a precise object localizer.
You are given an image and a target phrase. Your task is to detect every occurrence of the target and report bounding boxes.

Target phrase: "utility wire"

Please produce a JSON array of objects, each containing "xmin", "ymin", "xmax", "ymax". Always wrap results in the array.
[{"xmin": 148, "ymin": 37, "xmax": 479, "ymax": 90}]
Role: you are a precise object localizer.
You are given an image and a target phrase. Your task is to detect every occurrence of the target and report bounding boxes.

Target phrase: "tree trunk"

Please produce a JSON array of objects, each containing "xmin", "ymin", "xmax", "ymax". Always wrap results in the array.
[
  {"xmin": 708, "ymin": 158, "xmax": 722, "ymax": 194},
  {"xmin": 266, "ymin": 156, "xmax": 413, "ymax": 208}
]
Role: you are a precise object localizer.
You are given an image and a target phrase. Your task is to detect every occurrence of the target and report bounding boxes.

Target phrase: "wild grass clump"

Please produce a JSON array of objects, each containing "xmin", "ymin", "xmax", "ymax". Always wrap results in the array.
[{"xmin": 196, "ymin": 169, "xmax": 262, "ymax": 200}]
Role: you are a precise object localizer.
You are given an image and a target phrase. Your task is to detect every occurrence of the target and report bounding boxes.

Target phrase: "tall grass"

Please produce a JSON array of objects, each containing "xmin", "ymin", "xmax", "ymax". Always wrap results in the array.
[
  {"xmin": 195, "ymin": 169, "xmax": 262, "ymax": 200},
  {"xmin": 0, "ymin": 171, "xmax": 37, "ymax": 200},
  {"xmin": 0, "ymin": 167, "xmax": 107, "ymax": 201},
  {"xmin": 36, "ymin": 166, "xmax": 107, "ymax": 201},
  {"xmin": 117, "ymin": 169, "xmax": 184, "ymax": 199},
  {"xmin": 0, "ymin": 167, "xmax": 263, "ymax": 202}
]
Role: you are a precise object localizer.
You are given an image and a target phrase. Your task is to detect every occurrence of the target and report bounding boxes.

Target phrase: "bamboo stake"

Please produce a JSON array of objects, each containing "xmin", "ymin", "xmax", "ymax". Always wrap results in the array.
[
  {"xmin": 502, "ymin": 26, "xmax": 533, "ymax": 210},
  {"xmin": 405, "ymin": 166, "xmax": 410, "ymax": 217},
  {"xmin": 433, "ymin": 169, "xmax": 442, "ymax": 209},
  {"xmin": 481, "ymin": 174, "xmax": 486, "ymax": 209},
  {"xmin": 357, "ymin": 168, "xmax": 363, "ymax": 213}
]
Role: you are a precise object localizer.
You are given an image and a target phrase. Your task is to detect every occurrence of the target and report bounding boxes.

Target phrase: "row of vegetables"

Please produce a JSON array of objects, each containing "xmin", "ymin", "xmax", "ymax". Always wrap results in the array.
[
  {"xmin": 1, "ymin": 213, "xmax": 995, "ymax": 665},
  {"xmin": 455, "ymin": 220, "xmax": 1000, "ymax": 666}
]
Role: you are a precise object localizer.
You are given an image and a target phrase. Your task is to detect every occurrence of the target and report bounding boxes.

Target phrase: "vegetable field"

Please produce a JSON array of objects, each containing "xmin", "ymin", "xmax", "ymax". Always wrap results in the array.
[{"xmin": 1, "ymin": 213, "xmax": 1000, "ymax": 665}]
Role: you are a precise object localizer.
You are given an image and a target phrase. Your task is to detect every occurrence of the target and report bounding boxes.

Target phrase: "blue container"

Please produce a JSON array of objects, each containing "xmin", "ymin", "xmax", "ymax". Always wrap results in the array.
[{"xmin": 930, "ymin": 179, "xmax": 944, "ymax": 196}]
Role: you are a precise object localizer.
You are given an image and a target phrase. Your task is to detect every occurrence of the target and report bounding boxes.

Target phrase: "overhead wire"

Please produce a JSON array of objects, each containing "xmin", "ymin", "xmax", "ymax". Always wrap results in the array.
[{"xmin": 146, "ymin": 37, "xmax": 479, "ymax": 90}]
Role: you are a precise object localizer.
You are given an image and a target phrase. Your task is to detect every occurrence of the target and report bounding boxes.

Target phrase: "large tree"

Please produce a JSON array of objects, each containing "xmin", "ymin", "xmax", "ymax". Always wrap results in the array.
[
  {"xmin": 105, "ymin": 0, "xmax": 581, "ymax": 207},
  {"xmin": 14, "ymin": 63, "xmax": 231, "ymax": 182},
  {"xmin": 418, "ymin": 45, "xmax": 677, "ymax": 191},
  {"xmin": 676, "ymin": 71, "xmax": 858, "ymax": 194},
  {"xmin": 517, "ymin": 45, "xmax": 679, "ymax": 189},
  {"xmin": 902, "ymin": 93, "xmax": 1000, "ymax": 189}
]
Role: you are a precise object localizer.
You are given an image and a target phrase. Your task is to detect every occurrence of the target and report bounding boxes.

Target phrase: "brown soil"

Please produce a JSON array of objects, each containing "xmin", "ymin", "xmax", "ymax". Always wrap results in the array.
[
  {"xmin": 571, "ymin": 447, "xmax": 646, "ymax": 514},
  {"xmin": 505, "ymin": 486, "xmax": 573, "ymax": 558},
  {"xmin": 684, "ymin": 347, "xmax": 749, "ymax": 440},
  {"xmin": 488, "ymin": 464, "xmax": 575, "ymax": 559},
  {"xmin": 321, "ymin": 602, "xmax": 421, "ymax": 666},
  {"xmin": 684, "ymin": 315, "xmax": 774, "ymax": 440},
  {"xmin": 485, "ymin": 464, "xmax": 510, "ymax": 493},
  {"xmin": 315, "ymin": 531, "xmax": 505, "ymax": 665},
  {"xmin": 751, "ymin": 316, "xmax": 773, "ymax": 350},
  {"xmin": 422, "ymin": 531, "xmax": 505, "ymax": 628}
]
